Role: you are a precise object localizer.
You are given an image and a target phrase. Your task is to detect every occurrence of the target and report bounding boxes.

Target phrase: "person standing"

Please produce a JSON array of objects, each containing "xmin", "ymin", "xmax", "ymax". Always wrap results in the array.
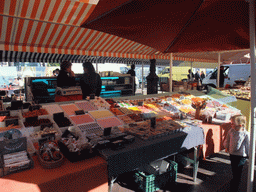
[
  {"xmin": 200, "ymin": 71, "xmax": 205, "ymax": 81},
  {"xmin": 80, "ymin": 61, "xmax": 102, "ymax": 99},
  {"xmin": 224, "ymin": 115, "xmax": 249, "ymax": 192},
  {"xmin": 57, "ymin": 61, "xmax": 76, "ymax": 87},
  {"xmin": 195, "ymin": 70, "xmax": 200, "ymax": 82},
  {"xmin": 187, "ymin": 69, "xmax": 194, "ymax": 82},
  {"xmin": 127, "ymin": 64, "xmax": 136, "ymax": 94},
  {"xmin": 219, "ymin": 66, "xmax": 225, "ymax": 88}
]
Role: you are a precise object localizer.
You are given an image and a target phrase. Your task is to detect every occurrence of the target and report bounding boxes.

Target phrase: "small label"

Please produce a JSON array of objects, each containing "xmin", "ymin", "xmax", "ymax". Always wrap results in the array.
[
  {"xmin": 53, "ymin": 112, "xmax": 64, "ymax": 120},
  {"xmin": 0, "ymin": 111, "xmax": 10, "ymax": 116},
  {"xmin": 5, "ymin": 118, "xmax": 19, "ymax": 127},
  {"xmin": 103, "ymin": 127, "xmax": 112, "ymax": 136},
  {"xmin": 29, "ymin": 105, "xmax": 41, "ymax": 111},
  {"xmin": 75, "ymin": 110, "xmax": 85, "ymax": 115},
  {"xmin": 151, "ymin": 117, "xmax": 156, "ymax": 129},
  {"xmin": 25, "ymin": 116, "xmax": 38, "ymax": 123}
]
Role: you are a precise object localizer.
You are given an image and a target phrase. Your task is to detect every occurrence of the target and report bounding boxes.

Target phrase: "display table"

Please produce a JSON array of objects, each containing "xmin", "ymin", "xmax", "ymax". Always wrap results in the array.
[
  {"xmin": 3, "ymin": 155, "xmax": 108, "ymax": 192},
  {"xmin": 200, "ymin": 122, "xmax": 232, "ymax": 159},
  {"xmin": 99, "ymin": 125, "xmax": 205, "ymax": 191}
]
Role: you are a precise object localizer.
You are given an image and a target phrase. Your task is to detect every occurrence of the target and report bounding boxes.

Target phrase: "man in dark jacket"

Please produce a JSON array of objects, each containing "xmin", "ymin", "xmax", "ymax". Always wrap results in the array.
[{"xmin": 127, "ymin": 64, "xmax": 136, "ymax": 94}]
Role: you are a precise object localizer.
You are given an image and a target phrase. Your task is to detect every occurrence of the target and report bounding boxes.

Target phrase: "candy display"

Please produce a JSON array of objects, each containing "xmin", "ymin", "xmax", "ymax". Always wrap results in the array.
[
  {"xmin": 70, "ymin": 114, "xmax": 95, "ymax": 125},
  {"xmin": 23, "ymin": 118, "xmax": 52, "ymax": 127},
  {"xmin": 89, "ymin": 110, "xmax": 114, "ymax": 119},
  {"xmin": 38, "ymin": 141, "xmax": 64, "ymax": 169},
  {"xmin": 110, "ymin": 108, "xmax": 125, "ymax": 116},
  {"xmin": 22, "ymin": 108, "xmax": 48, "ymax": 118},
  {"xmin": 29, "ymin": 127, "xmax": 58, "ymax": 139},
  {"xmin": 78, "ymin": 123, "xmax": 104, "ymax": 136},
  {"xmin": 75, "ymin": 101, "xmax": 97, "ymax": 111},
  {"xmin": 127, "ymin": 114, "xmax": 143, "ymax": 122},
  {"xmin": 0, "ymin": 124, "xmax": 22, "ymax": 132},
  {"xmin": 43, "ymin": 104, "xmax": 63, "ymax": 115},
  {"xmin": 60, "ymin": 104, "xmax": 80, "ymax": 116},
  {"xmin": 122, "ymin": 119, "xmax": 185, "ymax": 140},
  {"xmin": 96, "ymin": 117, "xmax": 123, "ymax": 128},
  {"xmin": 117, "ymin": 115, "xmax": 135, "ymax": 124},
  {"xmin": 221, "ymin": 88, "xmax": 251, "ymax": 100},
  {"xmin": 118, "ymin": 107, "xmax": 134, "ymax": 115},
  {"xmin": 3, "ymin": 150, "xmax": 31, "ymax": 169},
  {"xmin": 89, "ymin": 97, "xmax": 110, "ymax": 109}
]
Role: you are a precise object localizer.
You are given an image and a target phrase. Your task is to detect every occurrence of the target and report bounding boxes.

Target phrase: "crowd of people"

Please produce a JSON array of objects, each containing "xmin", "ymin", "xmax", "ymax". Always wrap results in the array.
[{"xmin": 187, "ymin": 69, "xmax": 205, "ymax": 84}]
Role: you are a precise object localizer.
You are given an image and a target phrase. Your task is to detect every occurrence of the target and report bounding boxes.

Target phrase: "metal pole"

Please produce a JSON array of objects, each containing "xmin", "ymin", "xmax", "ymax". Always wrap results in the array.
[
  {"xmin": 217, "ymin": 53, "xmax": 221, "ymax": 88},
  {"xmin": 169, "ymin": 53, "xmax": 173, "ymax": 92},
  {"xmin": 247, "ymin": 0, "xmax": 256, "ymax": 191},
  {"xmin": 142, "ymin": 62, "xmax": 144, "ymax": 95},
  {"xmin": 96, "ymin": 57, "xmax": 99, "ymax": 73}
]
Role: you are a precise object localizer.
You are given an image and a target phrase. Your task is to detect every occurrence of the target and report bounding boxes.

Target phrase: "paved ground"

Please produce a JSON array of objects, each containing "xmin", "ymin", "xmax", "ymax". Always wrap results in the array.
[{"xmin": 111, "ymin": 150, "xmax": 256, "ymax": 192}]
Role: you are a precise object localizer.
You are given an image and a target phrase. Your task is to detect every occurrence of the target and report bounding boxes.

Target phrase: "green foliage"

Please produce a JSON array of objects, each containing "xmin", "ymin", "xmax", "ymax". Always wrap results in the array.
[{"xmin": 48, "ymin": 63, "xmax": 60, "ymax": 66}]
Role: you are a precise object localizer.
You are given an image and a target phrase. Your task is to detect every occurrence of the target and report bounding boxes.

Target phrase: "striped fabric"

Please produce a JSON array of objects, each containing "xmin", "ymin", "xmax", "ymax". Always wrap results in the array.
[
  {"xmin": 0, "ymin": 50, "xmax": 175, "ymax": 65},
  {"xmin": 0, "ymin": 0, "xmax": 249, "ymax": 63},
  {"xmin": 0, "ymin": 0, "xmax": 223, "ymax": 63},
  {"xmin": 0, "ymin": 0, "xmax": 171, "ymax": 60}
]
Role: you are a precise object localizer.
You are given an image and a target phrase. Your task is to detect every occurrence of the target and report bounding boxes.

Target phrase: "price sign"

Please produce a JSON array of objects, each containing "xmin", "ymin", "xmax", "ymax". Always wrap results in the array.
[
  {"xmin": 5, "ymin": 118, "xmax": 19, "ymax": 127},
  {"xmin": 53, "ymin": 112, "xmax": 64, "ymax": 121},
  {"xmin": 0, "ymin": 111, "xmax": 10, "ymax": 116},
  {"xmin": 25, "ymin": 116, "xmax": 38, "ymax": 123},
  {"xmin": 75, "ymin": 110, "xmax": 85, "ymax": 115}
]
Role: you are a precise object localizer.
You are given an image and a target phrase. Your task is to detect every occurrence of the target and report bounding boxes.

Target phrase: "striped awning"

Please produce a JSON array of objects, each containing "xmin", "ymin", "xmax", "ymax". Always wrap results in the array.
[
  {"xmin": 0, "ymin": 50, "xmax": 174, "ymax": 65},
  {"xmin": 0, "ymin": 0, "xmax": 250, "ymax": 63},
  {"xmin": 0, "ymin": 0, "xmax": 171, "ymax": 60}
]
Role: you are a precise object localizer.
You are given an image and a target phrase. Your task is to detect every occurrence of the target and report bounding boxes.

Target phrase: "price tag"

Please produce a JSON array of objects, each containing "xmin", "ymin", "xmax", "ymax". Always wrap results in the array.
[
  {"xmin": 104, "ymin": 127, "xmax": 112, "ymax": 136},
  {"xmin": 0, "ymin": 110, "xmax": 10, "ymax": 116},
  {"xmin": 29, "ymin": 104, "xmax": 41, "ymax": 111},
  {"xmin": 150, "ymin": 117, "xmax": 156, "ymax": 129},
  {"xmin": 11, "ymin": 101, "xmax": 23, "ymax": 110},
  {"xmin": 75, "ymin": 110, "xmax": 85, "ymax": 115},
  {"xmin": 25, "ymin": 116, "xmax": 38, "ymax": 123},
  {"xmin": 53, "ymin": 112, "xmax": 64, "ymax": 121},
  {"xmin": 5, "ymin": 118, "xmax": 19, "ymax": 127}
]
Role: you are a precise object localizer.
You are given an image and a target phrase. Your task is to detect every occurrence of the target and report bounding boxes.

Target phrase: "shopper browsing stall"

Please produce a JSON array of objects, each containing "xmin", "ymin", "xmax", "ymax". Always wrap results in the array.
[
  {"xmin": 187, "ymin": 69, "xmax": 194, "ymax": 82},
  {"xmin": 80, "ymin": 61, "xmax": 102, "ymax": 99},
  {"xmin": 224, "ymin": 115, "xmax": 249, "ymax": 192},
  {"xmin": 127, "ymin": 64, "xmax": 136, "ymax": 94},
  {"xmin": 57, "ymin": 61, "xmax": 76, "ymax": 87}
]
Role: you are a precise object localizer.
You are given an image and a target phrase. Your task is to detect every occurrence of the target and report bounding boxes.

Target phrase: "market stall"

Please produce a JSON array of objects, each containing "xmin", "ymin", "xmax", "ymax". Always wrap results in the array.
[{"xmin": 0, "ymin": 90, "xmax": 243, "ymax": 192}]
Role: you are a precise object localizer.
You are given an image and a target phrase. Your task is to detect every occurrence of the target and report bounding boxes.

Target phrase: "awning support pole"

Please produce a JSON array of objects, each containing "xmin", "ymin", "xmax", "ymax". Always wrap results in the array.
[
  {"xmin": 96, "ymin": 57, "xmax": 99, "ymax": 73},
  {"xmin": 142, "ymin": 61, "xmax": 144, "ymax": 94},
  {"xmin": 217, "ymin": 53, "xmax": 221, "ymax": 88},
  {"xmin": 169, "ymin": 53, "xmax": 173, "ymax": 92},
  {"xmin": 247, "ymin": 0, "xmax": 256, "ymax": 191}
]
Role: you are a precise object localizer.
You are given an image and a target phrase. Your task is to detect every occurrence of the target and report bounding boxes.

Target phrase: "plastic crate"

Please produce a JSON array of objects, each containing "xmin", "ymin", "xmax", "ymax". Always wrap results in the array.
[{"xmin": 134, "ymin": 160, "xmax": 177, "ymax": 192}]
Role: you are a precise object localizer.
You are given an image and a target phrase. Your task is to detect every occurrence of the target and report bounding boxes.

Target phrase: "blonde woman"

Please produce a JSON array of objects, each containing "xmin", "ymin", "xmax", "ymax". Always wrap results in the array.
[{"xmin": 224, "ymin": 115, "xmax": 250, "ymax": 192}]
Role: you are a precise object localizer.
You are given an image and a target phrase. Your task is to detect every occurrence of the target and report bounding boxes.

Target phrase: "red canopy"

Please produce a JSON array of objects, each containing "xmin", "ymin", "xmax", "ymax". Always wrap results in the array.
[{"xmin": 82, "ymin": 0, "xmax": 253, "ymax": 53}]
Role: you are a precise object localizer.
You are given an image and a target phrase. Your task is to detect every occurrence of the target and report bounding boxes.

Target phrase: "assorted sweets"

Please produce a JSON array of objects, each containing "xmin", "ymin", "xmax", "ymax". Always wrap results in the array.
[
  {"xmin": 22, "ymin": 109, "xmax": 48, "ymax": 118},
  {"xmin": 0, "ymin": 94, "xmax": 242, "ymax": 170}
]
